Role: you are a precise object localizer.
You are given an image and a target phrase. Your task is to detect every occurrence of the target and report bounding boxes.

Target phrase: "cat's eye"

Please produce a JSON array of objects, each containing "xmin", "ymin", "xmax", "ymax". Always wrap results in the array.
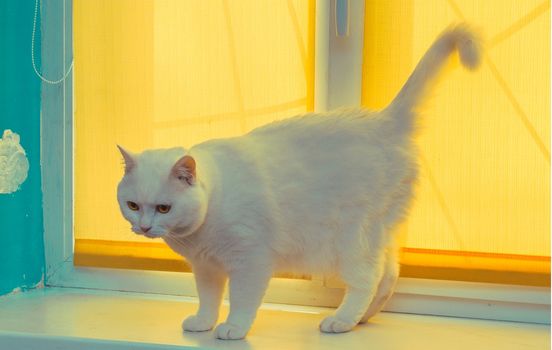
[
  {"xmin": 127, "ymin": 201, "xmax": 139, "ymax": 211},
  {"xmin": 156, "ymin": 205, "xmax": 171, "ymax": 214}
]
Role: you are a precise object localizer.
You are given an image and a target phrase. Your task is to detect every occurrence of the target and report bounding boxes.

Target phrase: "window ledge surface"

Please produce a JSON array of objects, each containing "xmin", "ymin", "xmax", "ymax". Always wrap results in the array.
[{"xmin": 0, "ymin": 287, "xmax": 548, "ymax": 350}]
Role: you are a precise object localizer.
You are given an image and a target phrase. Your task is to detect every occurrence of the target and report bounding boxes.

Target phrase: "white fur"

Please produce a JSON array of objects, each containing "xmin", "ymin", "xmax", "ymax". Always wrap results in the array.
[{"xmin": 117, "ymin": 25, "xmax": 481, "ymax": 339}]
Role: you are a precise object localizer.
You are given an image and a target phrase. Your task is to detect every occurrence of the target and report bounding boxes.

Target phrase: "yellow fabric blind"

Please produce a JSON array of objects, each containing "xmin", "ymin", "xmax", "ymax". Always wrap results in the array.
[
  {"xmin": 74, "ymin": 0, "xmax": 549, "ymax": 286},
  {"xmin": 74, "ymin": 0, "xmax": 315, "ymax": 243},
  {"xmin": 362, "ymin": 0, "xmax": 550, "ymax": 285}
]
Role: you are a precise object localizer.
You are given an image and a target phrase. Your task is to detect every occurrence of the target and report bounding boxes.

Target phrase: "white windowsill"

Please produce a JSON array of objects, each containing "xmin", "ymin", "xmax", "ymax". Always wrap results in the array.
[
  {"xmin": 47, "ymin": 263, "xmax": 551, "ymax": 325},
  {"xmin": 0, "ymin": 287, "xmax": 548, "ymax": 350}
]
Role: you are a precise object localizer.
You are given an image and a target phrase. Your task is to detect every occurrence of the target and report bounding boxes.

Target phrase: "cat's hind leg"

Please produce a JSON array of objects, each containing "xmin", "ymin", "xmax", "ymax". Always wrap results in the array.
[
  {"xmin": 319, "ymin": 223, "xmax": 387, "ymax": 333},
  {"xmin": 359, "ymin": 240, "xmax": 399, "ymax": 323}
]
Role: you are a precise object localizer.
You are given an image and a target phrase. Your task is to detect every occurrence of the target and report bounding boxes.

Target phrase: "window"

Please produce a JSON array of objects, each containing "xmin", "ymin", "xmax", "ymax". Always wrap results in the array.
[{"xmin": 42, "ymin": 0, "xmax": 550, "ymax": 324}]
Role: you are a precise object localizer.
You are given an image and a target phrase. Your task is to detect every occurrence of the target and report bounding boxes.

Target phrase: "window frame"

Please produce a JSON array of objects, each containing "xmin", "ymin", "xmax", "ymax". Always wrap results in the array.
[{"xmin": 42, "ymin": 0, "xmax": 550, "ymax": 325}]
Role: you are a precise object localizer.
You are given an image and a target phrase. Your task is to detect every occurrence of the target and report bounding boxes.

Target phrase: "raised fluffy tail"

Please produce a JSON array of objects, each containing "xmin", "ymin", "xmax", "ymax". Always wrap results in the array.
[{"xmin": 386, "ymin": 24, "xmax": 482, "ymax": 133}]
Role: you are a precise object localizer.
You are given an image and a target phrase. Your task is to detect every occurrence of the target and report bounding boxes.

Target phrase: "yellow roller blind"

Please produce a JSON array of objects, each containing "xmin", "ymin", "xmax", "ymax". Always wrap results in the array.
[
  {"xmin": 74, "ymin": 0, "xmax": 314, "ymax": 240},
  {"xmin": 74, "ymin": 0, "xmax": 549, "ymax": 286},
  {"xmin": 362, "ymin": 0, "xmax": 550, "ymax": 286},
  {"xmin": 73, "ymin": 0, "xmax": 315, "ymax": 278}
]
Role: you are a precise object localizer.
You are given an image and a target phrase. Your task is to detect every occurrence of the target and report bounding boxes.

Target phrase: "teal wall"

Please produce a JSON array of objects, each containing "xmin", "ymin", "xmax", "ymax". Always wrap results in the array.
[{"xmin": 0, "ymin": 1, "xmax": 45, "ymax": 295}]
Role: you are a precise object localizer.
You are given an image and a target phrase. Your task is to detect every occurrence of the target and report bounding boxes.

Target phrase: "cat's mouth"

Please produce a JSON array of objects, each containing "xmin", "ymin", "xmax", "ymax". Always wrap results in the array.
[
  {"xmin": 133, "ymin": 226, "xmax": 191, "ymax": 239},
  {"xmin": 132, "ymin": 227, "xmax": 166, "ymax": 239}
]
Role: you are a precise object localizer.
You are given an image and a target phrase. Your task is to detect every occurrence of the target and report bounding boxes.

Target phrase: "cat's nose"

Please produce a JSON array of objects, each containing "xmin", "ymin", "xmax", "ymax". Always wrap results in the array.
[{"xmin": 141, "ymin": 226, "xmax": 152, "ymax": 233}]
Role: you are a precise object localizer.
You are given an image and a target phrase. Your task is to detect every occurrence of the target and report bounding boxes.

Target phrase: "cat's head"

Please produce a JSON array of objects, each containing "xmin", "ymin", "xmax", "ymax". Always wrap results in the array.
[{"xmin": 116, "ymin": 146, "xmax": 208, "ymax": 239}]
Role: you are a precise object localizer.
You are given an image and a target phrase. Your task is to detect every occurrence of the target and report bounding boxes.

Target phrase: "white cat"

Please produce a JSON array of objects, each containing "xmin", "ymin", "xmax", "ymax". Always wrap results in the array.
[{"xmin": 117, "ymin": 25, "xmax": 481, "ymax": 339}]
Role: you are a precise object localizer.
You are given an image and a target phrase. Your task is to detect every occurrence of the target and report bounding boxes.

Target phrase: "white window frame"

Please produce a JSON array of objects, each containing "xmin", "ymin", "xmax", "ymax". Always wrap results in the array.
[{"xmin": 41, "ymin": 0, "xmax": 550, "ymax": 325}]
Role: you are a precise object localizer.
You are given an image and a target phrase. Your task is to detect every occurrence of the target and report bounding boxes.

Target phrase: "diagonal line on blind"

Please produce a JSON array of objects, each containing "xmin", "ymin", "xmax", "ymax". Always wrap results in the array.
[
  {"xmin": 447, "ymin": 0, "xmax": 550, "ymax": 164},
  {"xmin": 222, "ymin": 0, "xmax": 247, "ymax": 133},
  {"xmin": 419, "ymin": 151, "xmax": 468, "ymax": 259},
  {"xmin": 153, "ymin": 98, "xmax": 307, "ymax": 129},
  {"xmin": 446, "ymin": 0, "xmax": 466, "ymax": 21},
  {"xmin": 485, "ymin": 57, "xmax": 551, "ymax": 164},
  {"xmin": 488, "ymin": 1, "xmax": 550, "ymax": 49}
]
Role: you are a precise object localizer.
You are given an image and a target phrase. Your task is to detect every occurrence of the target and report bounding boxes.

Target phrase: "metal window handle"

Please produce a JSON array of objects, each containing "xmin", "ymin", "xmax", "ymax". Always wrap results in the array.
[{"xmin": 335, "ymin": 0, "xmax": 350, "ymax": 37}]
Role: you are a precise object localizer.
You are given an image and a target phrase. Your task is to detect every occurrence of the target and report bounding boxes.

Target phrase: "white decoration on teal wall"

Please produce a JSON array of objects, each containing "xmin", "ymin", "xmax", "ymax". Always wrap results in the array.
[{"xmin": 0, "ymin": 130, "xmax": 30, "ymax": 194}]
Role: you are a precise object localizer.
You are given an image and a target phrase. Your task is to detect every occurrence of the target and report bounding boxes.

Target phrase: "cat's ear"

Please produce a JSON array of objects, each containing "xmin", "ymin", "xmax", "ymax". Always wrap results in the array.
[
  {"xmin": 117, "ymin": 145, "xmax": 136, "ymax": 174},
  {"xmin": 171, "ymin": 155, "xmax": 196, "ymax": 185}
]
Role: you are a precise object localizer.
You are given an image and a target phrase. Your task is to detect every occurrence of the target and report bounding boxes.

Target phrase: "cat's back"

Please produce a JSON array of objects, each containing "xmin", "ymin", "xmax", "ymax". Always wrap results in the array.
[
  {"xmin": 196, "ymin": 108, "xmax": 415, "ymax": 208},
  {"xmin": 196, "ymin": 108, "xmax": 414, "ymax": 193},
  {"xmin": 248, "ymin": 108, "xmax": 385, "ymax": 143},
  {"xmin": 245, "ymin": 108, "xmax": 409, "ymax": 176}
]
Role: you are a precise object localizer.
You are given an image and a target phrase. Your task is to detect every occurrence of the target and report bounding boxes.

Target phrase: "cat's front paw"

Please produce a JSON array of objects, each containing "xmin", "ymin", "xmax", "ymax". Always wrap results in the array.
[
  {"xmin": 214, "ymin": 322, "xmax": 248, "ymax": 340},
  {"xmin": 182, "ymin": 315, "xmax": 215, "ymax": 332},
  {"xmin": 319, "ymin": 315, "xmax": 356, "ymax": 333}
]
